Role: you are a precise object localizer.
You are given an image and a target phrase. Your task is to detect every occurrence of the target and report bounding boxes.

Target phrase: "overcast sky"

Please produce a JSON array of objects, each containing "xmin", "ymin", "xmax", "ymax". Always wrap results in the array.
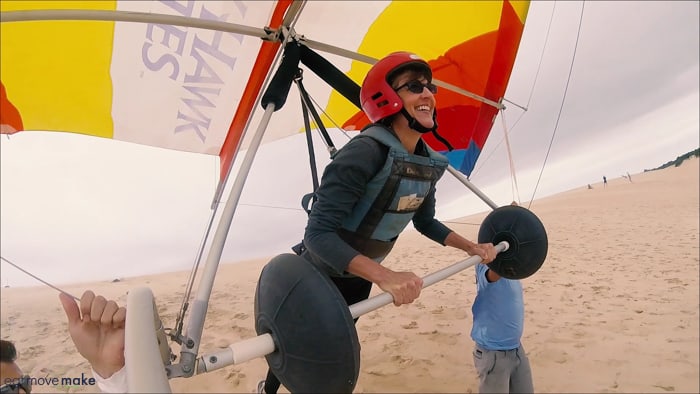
[{"xmin": 1, "ymin": 1, "xmax": 698, "ymax": 287}]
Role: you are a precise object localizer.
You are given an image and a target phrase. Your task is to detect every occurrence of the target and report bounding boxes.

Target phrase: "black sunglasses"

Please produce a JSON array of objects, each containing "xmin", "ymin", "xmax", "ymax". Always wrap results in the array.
[
  {"xmin": 394, "ymin": 80, "xmax": 438, "ymax": 94},
  {"xmin": 0, "ymin": 375, "xmax": 31, "ymax": 394}
]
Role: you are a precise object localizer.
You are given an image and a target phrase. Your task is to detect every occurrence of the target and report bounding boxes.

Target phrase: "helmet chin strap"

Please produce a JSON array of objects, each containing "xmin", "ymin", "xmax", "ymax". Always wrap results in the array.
[
  {"xmin": 400, "ymin": 107, "xmax": 435, "ymax": 134},
  {"xmin": 399, "ymin": 108, "xmax": 454, "ymax": 151}
]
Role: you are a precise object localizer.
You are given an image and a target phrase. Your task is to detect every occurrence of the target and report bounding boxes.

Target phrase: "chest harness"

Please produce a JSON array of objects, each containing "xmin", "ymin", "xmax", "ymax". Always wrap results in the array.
[{"xmin": 333, "ymin": 125, "xmax": 449, "ymax": 258}]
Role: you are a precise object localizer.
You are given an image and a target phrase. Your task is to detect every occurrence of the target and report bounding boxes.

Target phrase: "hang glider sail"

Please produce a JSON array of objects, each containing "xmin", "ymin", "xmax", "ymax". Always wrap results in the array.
[{"xmin": 0, "ymin": 0, "xmax": 528, "ymax": 183}]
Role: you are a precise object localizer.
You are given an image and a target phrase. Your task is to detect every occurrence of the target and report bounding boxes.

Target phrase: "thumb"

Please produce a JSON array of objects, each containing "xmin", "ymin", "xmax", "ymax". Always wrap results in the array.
[{"xmin": 59, "ymin": 292, "xmax": 81, "ymax": 325}]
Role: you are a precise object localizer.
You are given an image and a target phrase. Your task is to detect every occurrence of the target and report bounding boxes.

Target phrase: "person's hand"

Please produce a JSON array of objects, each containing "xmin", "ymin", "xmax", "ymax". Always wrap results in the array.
[
  {"xmin": 376, "ymin": 271, "xmax": 423, "ymax": 306},
  {"xmin": 59, "ymin": 290, "xmax": 126, "ymax": 378},
  {"xmin": 467, "ymin": 242, "xmax": 498, "ymax": 264}
]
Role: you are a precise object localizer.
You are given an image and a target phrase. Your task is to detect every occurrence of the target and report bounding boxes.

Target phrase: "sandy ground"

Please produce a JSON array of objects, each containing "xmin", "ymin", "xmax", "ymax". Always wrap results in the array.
[{"xmin": 1, "ymin": 158, "xmax": 698, "ymax": 393}]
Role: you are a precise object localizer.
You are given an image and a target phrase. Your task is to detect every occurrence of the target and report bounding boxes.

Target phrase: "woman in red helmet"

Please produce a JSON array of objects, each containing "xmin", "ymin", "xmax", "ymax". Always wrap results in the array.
[{"xmin": 260, "ymin": 52, "xmax": 497, "ymax": 394}]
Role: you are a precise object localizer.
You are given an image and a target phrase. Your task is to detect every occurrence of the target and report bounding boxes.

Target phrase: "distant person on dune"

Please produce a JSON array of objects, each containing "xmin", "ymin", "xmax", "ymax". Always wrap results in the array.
[{"xmin": 603, "ymin": 176, "xmax": 607, "ymax": 188}]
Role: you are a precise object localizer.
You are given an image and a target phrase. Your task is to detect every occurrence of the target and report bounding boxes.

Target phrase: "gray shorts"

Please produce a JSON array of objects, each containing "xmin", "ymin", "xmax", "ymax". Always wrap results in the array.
[{"xmin": 472, "ymin": 343, "xmax": 534, "ymax": 393}]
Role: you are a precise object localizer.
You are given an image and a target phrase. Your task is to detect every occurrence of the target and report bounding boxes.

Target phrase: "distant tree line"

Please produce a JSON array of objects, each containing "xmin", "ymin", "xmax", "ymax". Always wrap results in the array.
[{"xmin": 644, "ymin": 148, "xmax": 700, "ymax": 172}]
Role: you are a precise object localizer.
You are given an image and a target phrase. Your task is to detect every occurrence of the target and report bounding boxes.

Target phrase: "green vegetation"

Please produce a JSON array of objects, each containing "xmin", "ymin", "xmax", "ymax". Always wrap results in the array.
[{"xmin": 644, "ymin": 148, "xmax": 700, "ymax": 172}]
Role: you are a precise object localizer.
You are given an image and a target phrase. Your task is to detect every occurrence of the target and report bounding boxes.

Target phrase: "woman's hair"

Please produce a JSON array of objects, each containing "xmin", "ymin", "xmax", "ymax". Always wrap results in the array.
[
  {"xmin": 0, "ymin": 339, "xmax": 17, "ymax": 362},
  {"xmin": 386, "ymin": 63, "xmax": 432, "ymax": 88}
]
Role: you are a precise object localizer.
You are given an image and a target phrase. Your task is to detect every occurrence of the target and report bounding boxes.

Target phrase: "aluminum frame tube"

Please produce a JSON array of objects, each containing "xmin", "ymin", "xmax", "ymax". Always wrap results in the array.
[
  {"xmin": 446, "ymin": 165, "xmax": 500, "ymax": 210},
  {"xmin": 177, "ymin": 104, "xmax": 276, "ymax": 376},
  {"xmin": 0, "ymin": 9, "xmax": 275, "ymax": 40}
]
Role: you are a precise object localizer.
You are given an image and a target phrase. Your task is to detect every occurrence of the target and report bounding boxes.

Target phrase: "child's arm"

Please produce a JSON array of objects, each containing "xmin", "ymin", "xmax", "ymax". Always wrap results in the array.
[{"xmin": 485, "ymin": 269, "xmax": 501, "ymax": 283}]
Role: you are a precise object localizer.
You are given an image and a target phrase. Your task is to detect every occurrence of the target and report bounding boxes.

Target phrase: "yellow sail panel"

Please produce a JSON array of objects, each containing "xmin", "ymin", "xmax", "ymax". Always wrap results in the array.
[
  {"xmin": 0, "ymin": 1, "xmax": 116, "ymax": 138},
  {"xmin": 0, "ymin": 1, "xmax": 278, "ymax": 157}
]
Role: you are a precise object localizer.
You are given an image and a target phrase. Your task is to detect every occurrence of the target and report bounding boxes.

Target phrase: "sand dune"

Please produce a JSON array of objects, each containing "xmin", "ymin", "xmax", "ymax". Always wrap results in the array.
[{"xmin": 1, "ymin": 158, "xmax": 698, "ymax": 393}]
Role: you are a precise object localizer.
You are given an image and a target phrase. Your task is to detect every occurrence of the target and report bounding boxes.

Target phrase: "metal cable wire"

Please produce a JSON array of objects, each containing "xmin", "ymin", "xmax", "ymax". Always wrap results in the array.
[
  {"xmin": 472, "ymin": 1, "xmax": 558, "ymax": 178},
  {"xmin": 528, "ymin": 1, "xmax": 586, "ymax": 208}
]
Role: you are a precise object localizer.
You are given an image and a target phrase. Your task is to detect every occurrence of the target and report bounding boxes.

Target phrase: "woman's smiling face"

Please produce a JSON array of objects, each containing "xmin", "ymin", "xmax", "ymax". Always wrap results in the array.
[{"xmin": 392, "ymin": 71, "xmax": 437, "ymax": 130}]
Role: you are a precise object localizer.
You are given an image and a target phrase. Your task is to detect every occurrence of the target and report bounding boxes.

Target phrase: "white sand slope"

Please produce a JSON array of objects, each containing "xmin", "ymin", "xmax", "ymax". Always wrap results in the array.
[{"xmin": 1, "ymin": 158, "xmax": 698, "ymax": 393}]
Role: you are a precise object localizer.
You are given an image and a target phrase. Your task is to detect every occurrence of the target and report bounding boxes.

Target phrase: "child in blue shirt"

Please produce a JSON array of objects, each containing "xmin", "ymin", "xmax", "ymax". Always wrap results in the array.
[{"xmin": 471, "ymin": 262, "xmax": 534, "ymax": 393}]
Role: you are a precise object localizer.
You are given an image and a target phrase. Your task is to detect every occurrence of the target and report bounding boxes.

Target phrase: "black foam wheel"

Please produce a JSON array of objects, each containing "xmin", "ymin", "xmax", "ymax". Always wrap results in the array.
[
  {"xmin": 478, "ymin": 205, "xmax": 548, "ymax": 279},
  {"xmin": 254, "ymin": 254, "xmax": 360, "ymax": 393}
]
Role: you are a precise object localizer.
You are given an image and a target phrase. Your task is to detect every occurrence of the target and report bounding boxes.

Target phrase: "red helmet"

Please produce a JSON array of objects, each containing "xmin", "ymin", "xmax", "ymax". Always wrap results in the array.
[{"xmin": 360, "ymin": 52, "xmax": 432, "ymax": 123}]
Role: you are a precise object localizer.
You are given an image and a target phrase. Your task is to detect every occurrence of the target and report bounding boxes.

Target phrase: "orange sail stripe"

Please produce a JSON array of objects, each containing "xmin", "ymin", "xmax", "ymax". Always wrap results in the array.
[
  {"xmin": 468, "ymin": 0, "xmax": 524, "ymax": 152},
  {"xmin": 218, "ymin": 0, "xmax": 293, "ymax": 184},
  {"xmin": 340, "ymin": 1, "xmax": 526, "ymax": 176},
  {"xmin": 0, "ymin": 81, "xmax": 23, "ymax": 134}
]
